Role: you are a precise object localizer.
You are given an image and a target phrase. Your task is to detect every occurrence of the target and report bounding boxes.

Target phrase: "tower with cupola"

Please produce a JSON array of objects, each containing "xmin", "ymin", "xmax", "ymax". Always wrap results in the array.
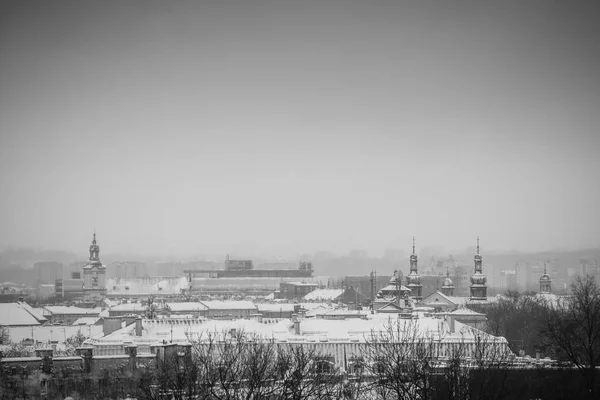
[
  {"xmin": 539, "ymin": 262, "xmax": 552, "ymax": 294},
  {"xmin": 441, "ymin": 264, "xmax": 455, "ymax": 297},
  {"xmin": 83, "ymin": 232, "xmax": 107, "ymax": 300},
  {"xmin": 405, "ymin": 237, "xmax": 423, "ymax": 302},
  {"xmin": 469, "ymin": 236, "xmax": 487, "ymax": 301}
]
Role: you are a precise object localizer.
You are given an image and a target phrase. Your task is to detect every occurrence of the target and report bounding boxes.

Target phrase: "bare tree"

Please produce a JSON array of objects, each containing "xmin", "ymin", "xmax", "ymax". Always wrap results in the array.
[
  {"xmin": 363, "ymin": 319, "xmax": 436, "ymax": 400},
  {"xmin": 273, "ymin": 343, "xmax": 341, "ymax": 400},
  {"xmin": 541, "ymin": 275, "xmax": 600, "ymax": 399}
]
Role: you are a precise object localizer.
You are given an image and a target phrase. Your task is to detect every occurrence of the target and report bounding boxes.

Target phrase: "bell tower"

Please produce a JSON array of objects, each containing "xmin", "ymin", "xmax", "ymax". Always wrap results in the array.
[
  {"xmin": 405, "ymin": 237, "xmax": 423, "ymax": 302},
  {"xmin": 539, "ymin": 262, "xmax": 552, "ymax": 294},
  {"xmin": 83, "ymin": 231, "xmax": 107, "ymax": 300},
  {"xmin": 469, "ymin": 237, "xmax": 487, "ymax": 301}
]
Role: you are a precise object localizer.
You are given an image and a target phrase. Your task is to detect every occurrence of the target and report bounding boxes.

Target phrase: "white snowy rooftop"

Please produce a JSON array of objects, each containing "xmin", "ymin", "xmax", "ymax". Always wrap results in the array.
[
  {"xmin": 200, "ymin": 300, "xmax": 257, "ymax": 310},
  {"xmin": 43, "ymin": 306, "xmax": 100, "ymax": 316},
  {"xmin": 109, "ymin": 303, "xmax": 147, "ymax": 313},
  {"xmin": 303, "ymin": 288, "xmax": 344, "ymax": 301},
  {"xmin": 88, "ymin": 313, "xmax": 508, "ymax": 348},
  {"xmin": 0, "ymin": 302, "xmax": 47, "ymax": 326},
  {"xmin": 166, "ymin": 302, "xmax": 208, "ymax": 312}
]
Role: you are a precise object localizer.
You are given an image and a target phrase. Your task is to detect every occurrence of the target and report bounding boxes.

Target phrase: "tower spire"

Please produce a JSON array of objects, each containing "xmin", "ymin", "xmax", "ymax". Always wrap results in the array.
[
  {"xmin": 477, "ymin": 236, "xmax": 480, "ymax": 255},
  {"xmin": 406, "ymin": 236, "xmax": 422, "ymax": 301}
]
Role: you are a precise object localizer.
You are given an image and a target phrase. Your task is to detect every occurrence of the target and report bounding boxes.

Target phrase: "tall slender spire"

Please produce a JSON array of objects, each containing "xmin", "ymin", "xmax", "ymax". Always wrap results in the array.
[
  {"xmin": 544, "ymin": 261, "xmax": 547, "ymax": 275},
  {"xmin": 470, "ymin": 236, "xmax": 487, "ymax": 301},
  {"xmin": 407, "ymin": 236, "xmax": 422, "ymax": 301}
]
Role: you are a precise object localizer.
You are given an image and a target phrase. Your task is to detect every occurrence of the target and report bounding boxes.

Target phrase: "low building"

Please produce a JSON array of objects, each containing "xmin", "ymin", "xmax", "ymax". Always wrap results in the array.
[
  {"xmin": 108, "ymin": 303, "xmax": 148, "ymax": 317},
  {"xmin": 278, "ymin": 282, "xmax": 319, "ymax": 300},
  {"xmin": 0, "ymin": 302, "xmax": 47, "ymax": 326},
  {"xmin": 256, "ymin": 303, "xmax": 301, "ymax": 319},
  {"xmin": 164, "ymin": 302, "xmax": 208, "ymax": 318},
  {"xmin": 303, "ymin": 287, "xmax": 365, "ymax": 305},
  {"xmin": 42, "ymin": 306, "xmax": 100, "ymax": 325},
  {"xmin": 83, "ymin": 312, "xmax": 512, "ymax": 372},
  {"xmin": 200, "ymin": 300, "xmax": 257, "ymax": 318}
]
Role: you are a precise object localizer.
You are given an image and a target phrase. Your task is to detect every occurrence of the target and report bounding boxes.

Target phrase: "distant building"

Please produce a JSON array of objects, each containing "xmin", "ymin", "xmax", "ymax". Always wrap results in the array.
[
  {"xmin": 303, "ymin": 287, "xmax": 364, "ymax": 304},
  {"xmin": 82, "ymin": 233, "xmax": 107, "ymax": 300},
  {"xmin": 278, "ymin": 281, "xmax": 319, "ymax": 300},
  {"xmin": 580, "ymin": 258, "xmax": 599, "ymax": 279},
  {"xmin": 344, "ymin": 273, "xmax": 392, "ymax": 303},
  {"xmin": 468, "ymin": 237, "xmax": 488, "ymax": 304},
  {"xmin": 34, "ymin": 261, "xmax": 63, "ymax": 285},
  {"xmin": 42, "ymin": 306, "xmax": 100, "ymax": 325},
  {"xmin": 225, "ymin": 255, "xmax": 253, "ymax": 271},
  {"xmin": 61, "ymin": 278, "xmax": 85, "ymax": 300},
  {"xmin": 200, "ymin": 300, "xmax": 257, "ymax": 318},
  {"xmin": 405, "ymin": 237, "xmax": 423, "ymax": 302},
  {"xmin": 112, "ymin": 261, "xmax": 148, "ymax": 279},
  {"xmin": 0, "ymin": 302, "xmax": 47, "ymax": 326},
  {"xmin": 539, "ymin": 264, "xmax": 552, "ymax": 294}
]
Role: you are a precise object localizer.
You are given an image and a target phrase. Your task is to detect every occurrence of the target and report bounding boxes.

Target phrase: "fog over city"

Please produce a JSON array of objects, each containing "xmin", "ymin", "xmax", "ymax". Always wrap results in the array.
[{"xmin": 1, "ymin": 1, "xmax": 599, "ymax": 260}]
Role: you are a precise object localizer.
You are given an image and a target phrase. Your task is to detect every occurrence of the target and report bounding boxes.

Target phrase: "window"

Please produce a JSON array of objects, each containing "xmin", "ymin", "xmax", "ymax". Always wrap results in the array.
[{"xmin": 315, "ymin": 357, "xmax": 334, "ymax": 374}]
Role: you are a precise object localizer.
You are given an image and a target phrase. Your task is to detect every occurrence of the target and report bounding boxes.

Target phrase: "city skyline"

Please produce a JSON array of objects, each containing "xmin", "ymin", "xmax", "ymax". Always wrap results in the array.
[{"xmin": 1, "ymin": 1, "xmax": 599, "ymax": 258}]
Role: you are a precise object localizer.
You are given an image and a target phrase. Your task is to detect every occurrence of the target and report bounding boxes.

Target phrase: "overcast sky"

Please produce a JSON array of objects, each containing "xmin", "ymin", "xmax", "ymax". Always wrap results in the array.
[{"xmin": 1, "ymin": 1, "xmax": 599, "ymax": 259}]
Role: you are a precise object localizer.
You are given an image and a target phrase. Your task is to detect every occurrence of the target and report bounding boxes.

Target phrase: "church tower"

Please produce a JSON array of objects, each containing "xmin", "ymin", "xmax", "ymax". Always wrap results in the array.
[
  {"xmin": 83, "ymin": 231, "xmax": 107, "ymax": 300},
  {"xmin": 469, "ymin": 237, "xmax": 487, "ymax": 302},
  {"xmin": 405, "ymin": 237, "xmax": 423, "ymax": 302},
  {"xmin": 539, "ymin": 262, "xmax": 552, "ymax": 294},
  {"xmin": 441, "ymin": 264, "xmax": 455, "ymax": 297}
]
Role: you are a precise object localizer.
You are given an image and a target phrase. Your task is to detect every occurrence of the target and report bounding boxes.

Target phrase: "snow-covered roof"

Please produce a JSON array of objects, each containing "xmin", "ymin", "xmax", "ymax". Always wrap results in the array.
[
  {"xmin": 448, "ymin": 307, "xmax": 485, "ymax": 317},
  {"xmin": 256, "ymin": 303, "xmax": 297, "ymax": 313},
  {"xmin": 166, "ymin": 302, "xmax": 208, "ymax": 312},
  {"xmin": 72, "ymin": 317, "xmax": 102, "ymax": 326},
  {"xmin": 0, "ymin": 302, "xmax": 47, "ymax": 326},
  {"xmin": 109, "ymin": 303, "xmax": 146, "ymax": 312},
  {"xmin": 87, "ymin": 313, "xmax": 509, "ymax": 352},
  {"xmin": 200, "ymin": 300, "xmax": 257, "ymax": 311},
  {"xmin": 303, "ymin": 288, "xmax": 343, "ymax": 301},
  {"xmin": 43, "ymin": 306, "xmax": 100, "ymax": 316}
]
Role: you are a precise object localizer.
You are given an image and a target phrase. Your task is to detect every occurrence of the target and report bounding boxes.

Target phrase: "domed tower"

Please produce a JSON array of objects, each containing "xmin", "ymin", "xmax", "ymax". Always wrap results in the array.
[
  {"xmin": 405, "ymin": 237, "xmax": 423, "ymax": 301},
  {"xmin": 539, "ymin": 262, "xmax": 552, "ymax": 294},
  {"xmin": 83, "ymin": 231, "xmax": 107, "ymax": 300},
  {"xmin": 469, "ymin": 236, "xmax": 487, "ymax": 301},
  {"xmin": 441, "ymin": 264, "xmax": 455, "ymax": 296}
]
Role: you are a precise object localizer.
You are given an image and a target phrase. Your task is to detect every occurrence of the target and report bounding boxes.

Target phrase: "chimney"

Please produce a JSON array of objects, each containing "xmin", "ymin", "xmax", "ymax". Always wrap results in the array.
[
  {"xmin": 446, "ymin": 314, "xmax": 455, "ymax": 333},
  {"xmin": 292, "ymin": 314, "xmax": 300, "ymax": 335},
  {"xmin": 76, "ymin": 347, "xmax": 94, "ymax": 373},
  {"xmin": 124, "ymin": 345, "xmax": 138, "ymax": 372},
  {"xmin": 35, "ymin": 348, "xmax": 54, "ymax": 374},
  {"xmin": 135, "ymin": 317, "xmax": 143, "ymax": 336}
]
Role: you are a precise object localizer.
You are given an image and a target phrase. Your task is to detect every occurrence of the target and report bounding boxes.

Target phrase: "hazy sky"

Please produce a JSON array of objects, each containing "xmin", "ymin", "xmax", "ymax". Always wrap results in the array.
[{"xmin": 1, "ymin": 1, "xmax": 599, "ymax": 259}]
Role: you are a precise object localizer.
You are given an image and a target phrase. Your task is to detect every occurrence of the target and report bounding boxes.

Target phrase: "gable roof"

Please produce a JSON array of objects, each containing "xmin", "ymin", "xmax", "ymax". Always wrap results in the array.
[
  {"xmin": 0, "ymin": 302, "xmax": 47, "ymax": 326},
  {"xmin": 43, "ymin": 306, "xmax": 100, "ymax": 316},
  {"xmin": 303, "ymin": 289, "xmax": 344, "ymax": 301},
  {"xmin": 200, "ymin": 300, "xmax": 257, "ymax": 311},
  {"xmin": 420, "ymin": 291, "xmax": 467, "ymax": 307},
  {"xmin": 166, "ymin": 302, "xmax": 208, "ymax": 312}
]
